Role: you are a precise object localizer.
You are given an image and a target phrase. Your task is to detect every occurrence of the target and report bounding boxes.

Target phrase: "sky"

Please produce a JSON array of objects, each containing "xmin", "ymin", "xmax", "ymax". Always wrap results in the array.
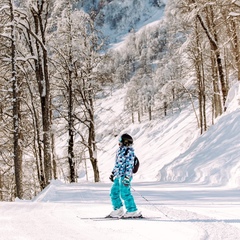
[{"xmin": 1, "ymin": 81, "xmax": 240, "ymax": 240}]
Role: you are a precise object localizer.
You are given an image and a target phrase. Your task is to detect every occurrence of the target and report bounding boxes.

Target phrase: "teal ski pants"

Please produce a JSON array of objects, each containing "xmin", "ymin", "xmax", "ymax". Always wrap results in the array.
[{"xmin": 110, "ymin": 177, "xmax": 137, "ymax": 212}]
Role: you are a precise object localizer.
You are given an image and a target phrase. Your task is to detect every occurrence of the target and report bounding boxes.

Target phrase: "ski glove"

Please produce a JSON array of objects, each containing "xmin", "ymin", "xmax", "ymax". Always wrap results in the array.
[
  {"xmin": 109, "ymin": 173, "xmax": 114, "ymax": 182},
  {"xmin": 122, "ymin": 177, "xmax": 130, "ymax": 186}
]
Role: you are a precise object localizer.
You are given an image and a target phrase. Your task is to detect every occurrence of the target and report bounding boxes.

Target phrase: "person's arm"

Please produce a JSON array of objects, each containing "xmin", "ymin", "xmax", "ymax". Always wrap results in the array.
[{"xmin": 123, "ymin": 148, "xmax": 135, "ymax": 180}]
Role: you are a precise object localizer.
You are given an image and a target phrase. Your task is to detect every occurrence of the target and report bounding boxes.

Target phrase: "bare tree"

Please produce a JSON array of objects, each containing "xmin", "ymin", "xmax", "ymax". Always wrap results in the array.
[
  {"xmin": 28, "ymin": 0, "xmax": 52, "ymax": 186},
  {"xmin": 0, "ymin": 0, "xmax": 24, "ymax": 199},
  {"xmin": 73, "ymin": 12, "xmax": 109, "ymax": 182},
  {"xmin": 50, "ymin": 1, "xmax": 77, "ymax": 182}
]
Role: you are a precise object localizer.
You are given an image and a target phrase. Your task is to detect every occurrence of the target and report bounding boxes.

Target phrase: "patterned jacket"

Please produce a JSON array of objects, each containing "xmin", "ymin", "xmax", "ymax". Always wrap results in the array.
[{"xmin": 112, "ymin": 146, "xmax": 135, "ymax": 179}]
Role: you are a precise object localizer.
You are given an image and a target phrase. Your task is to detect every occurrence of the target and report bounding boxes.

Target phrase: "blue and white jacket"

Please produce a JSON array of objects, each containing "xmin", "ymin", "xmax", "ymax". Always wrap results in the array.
[{"xmin": 112, "ymin": 146, "xmax": 135, "ymax": 179}]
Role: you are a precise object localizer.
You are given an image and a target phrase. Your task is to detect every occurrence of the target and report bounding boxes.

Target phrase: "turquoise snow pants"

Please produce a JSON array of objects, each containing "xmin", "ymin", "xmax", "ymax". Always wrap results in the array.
[{"xmin": 110, "ymin": 177, "xmax": 137, "ymax": 212}]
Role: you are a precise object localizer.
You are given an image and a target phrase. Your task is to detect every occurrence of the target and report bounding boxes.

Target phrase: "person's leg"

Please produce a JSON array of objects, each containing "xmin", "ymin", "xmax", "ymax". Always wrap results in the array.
[
  {"xmin": 120, "ymin": 177, "xmax": 137, "ymax": 212},
  {"xmin": 110, "ymin": 178, "xmax": 123, "ymax": 210}
]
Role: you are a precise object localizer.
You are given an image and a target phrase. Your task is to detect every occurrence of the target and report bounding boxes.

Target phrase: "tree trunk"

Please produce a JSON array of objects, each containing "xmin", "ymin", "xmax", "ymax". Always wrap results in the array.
[
  {"xmin": 0, "ymin": 172, "xmax": 2, "ymax": 200},
  {"xmin": 51, "ymin": 132, "xmax": 57, "ymax": 180},
  {"xmin": 211, "ymin": 52, "xmax": 222, "ymax": 118},
  {"xmin": 9, "ymin": 0, "xmax": 23, "ymax": 199},
  {"xmin": 164, "ymin": 101, "xmax": 167, "ymax": 116},
  {"xmin": 41, "ymin": 36, "xmax": 52, "ymax": 185},
  {"xmin": 148, "ymin": 105, "xmax": 152, "ymax": 121},
  {"xmin": 89, "ymin": 94, "xmax": 100, "ymax": 182},
  {"xmin": 67, "ymin": 4, "xmax": 76, "ymax": 183},
  {"xmin": 200, "ymin": 51, "xmax": 207, "ymax": 132},
  {"xmin": 138, "ymin": 109, "xmax": 141, "ymax": 122},
  {"xmin": 68, "ymin": 67, "xmax": 75, "ymax": 183},
  {"xmin": 28, "ymin": 84, "xmax": 45, "ymax": 190},
  {"xmin": 230, "ymin": 19, "xmax": 240, "ymax": 81},
  {"xmin": 131, "ymin": 110, "xmax": 134, "ymax": 124},
  {"xmin": 194, "ymin": 19, "xmax": 207, "ymax": 134}
]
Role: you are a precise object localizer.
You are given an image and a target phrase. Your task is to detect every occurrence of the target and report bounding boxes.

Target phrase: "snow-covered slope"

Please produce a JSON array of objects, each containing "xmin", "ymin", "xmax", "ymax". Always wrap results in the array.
[
  {"xmin": 95, "ymin": 87, "xmax": 200, "ymax": 182},
  {"xmin": 158, "ymin": 82, "xmax": 240, "ymax": 187},
  {"xmin": 68, "ymin": 81, "xmax": 240, "ymax": 189},
  {"xmin": 159, "ymin": 108, "xmax": 240, "ymax": 187}
]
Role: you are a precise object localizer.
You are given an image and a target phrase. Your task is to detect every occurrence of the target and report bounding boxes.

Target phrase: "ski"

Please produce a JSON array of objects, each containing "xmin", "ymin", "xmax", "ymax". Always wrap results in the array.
[
  {"xmin": 120, "ymin": 215, "xmax": 144, "ymax": 219},
  {"xmin": 78, "ymin": 216, "xmax": 118, "ymax": 220},
  {"xmin": 78, "ymin": 216, "xmax": 161, "ymax": 221}
]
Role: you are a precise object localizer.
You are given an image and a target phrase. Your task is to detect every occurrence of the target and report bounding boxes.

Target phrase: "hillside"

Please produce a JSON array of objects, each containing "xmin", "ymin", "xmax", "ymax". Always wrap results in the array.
[
  {"xmin": 159, "ymin": 108, "xmax": 240, "ymax": 187},
  {"xmin": 98, "ymin": 83, "xmax": 240, "ymax": 188},
  {"xmin": 77, "ymin": 0, "xmax": 166, "ymax": 45},
  {"xmin": 54, "ymin": 81, "xmax": 240, "ymax": 189},
  {"xmin": 95, "ymin": 87, "xmax": 200, "ymax": 182}
]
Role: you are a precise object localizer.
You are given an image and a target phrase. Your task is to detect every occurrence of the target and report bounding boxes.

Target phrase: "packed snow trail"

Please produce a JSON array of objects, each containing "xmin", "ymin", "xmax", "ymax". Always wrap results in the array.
[{"xmin": 1, "ymin": 180, "xmax": 240, "ymax": 240}]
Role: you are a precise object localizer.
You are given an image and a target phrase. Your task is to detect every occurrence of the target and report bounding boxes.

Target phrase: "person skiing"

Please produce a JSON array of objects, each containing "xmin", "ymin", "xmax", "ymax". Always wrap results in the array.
[{"xmin": 107, "ymin": 133, "xmax": 142, "ymax": 218}]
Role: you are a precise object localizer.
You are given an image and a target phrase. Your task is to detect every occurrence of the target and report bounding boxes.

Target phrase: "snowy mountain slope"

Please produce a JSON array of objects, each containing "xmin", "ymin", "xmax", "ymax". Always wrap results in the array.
[{"xmin": 77, "ymin": 0, "xmax": 166, "ymax": 45}]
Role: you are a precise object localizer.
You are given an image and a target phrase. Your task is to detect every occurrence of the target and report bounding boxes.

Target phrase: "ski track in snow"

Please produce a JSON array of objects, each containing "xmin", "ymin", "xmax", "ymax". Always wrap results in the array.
[
  {"xmin": 74, "ymin": 182, "xmax": 240, "ymax": 240},
  {"xmin": 1, "ymin": 181, "xmax": 239, "ymax": 240},
  {"xmin": 162, "ymin": 206, "xmax": 240, "ymax": 240}
]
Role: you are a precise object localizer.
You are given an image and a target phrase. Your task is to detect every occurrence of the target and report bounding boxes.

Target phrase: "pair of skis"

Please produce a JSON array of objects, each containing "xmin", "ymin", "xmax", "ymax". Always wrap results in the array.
[{"xmin": 78, "ymin": 214, "xmax": 162, "ymax": 221}]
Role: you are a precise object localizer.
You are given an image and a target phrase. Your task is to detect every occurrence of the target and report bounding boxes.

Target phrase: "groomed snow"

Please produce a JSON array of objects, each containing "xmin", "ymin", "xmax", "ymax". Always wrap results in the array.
[{"xmin": 1, "ymin": 181, "xmax": 240, "ymax": 240}]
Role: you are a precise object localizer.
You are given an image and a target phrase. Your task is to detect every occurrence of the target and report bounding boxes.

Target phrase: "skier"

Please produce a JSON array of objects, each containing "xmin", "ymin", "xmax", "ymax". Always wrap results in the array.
[{"xmin": 107, "ymin": 133, "xmax": 142, "ymax": 218}]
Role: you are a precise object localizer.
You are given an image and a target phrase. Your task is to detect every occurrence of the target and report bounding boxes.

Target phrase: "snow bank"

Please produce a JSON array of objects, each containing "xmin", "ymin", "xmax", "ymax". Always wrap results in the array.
[{"xmin": 159, "ymin": 82, "xmax": 240, "ymax": 187}]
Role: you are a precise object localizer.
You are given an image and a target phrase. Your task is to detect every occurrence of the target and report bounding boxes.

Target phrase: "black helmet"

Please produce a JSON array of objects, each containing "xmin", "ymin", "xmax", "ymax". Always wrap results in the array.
[{"xmin": 119, "ymin": 133, "xmax": 133, "ymax": 146}]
